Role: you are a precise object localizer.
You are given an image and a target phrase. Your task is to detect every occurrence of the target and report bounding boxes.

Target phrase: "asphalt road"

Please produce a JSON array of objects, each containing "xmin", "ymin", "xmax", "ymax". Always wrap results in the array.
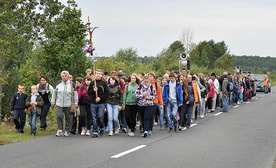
[{"xmin": 1, "ymin": 90, "xmax": 276, "ymax": 168}]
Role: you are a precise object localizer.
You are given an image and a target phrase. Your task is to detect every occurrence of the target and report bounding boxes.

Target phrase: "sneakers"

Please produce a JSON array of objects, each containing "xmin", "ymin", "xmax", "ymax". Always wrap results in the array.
[
  {"xmin": 114, "ymin": 128, "xmax": 119, "ymax": 134},
  {"xmin": 81, "ymin": 129, "xmax": 86, "ymax": 136},
  {"xmin": 64, "ymin": 131, "xmax": 69, "ymax": 137},
  {"xmin": 108, "ymin": 131, "xmax": 113, "ymax": 136},
  {"xmin": 104, "ymin": 126, "xmax": 109, "ymax": 132},
  {"xmin": 122, "ymin": 128, "xmax": 127, "ymax": 133},
  {"xmin": 154, "ymin": 122, "xmax": 158, "ymax": 126},
  {"xmin": 178, "ymin": 126, "xmax": 183, "ymax": 131},
  {"xmin": 86, "ymin": 130, "xmax": 90, "ymax": 136},
  {"xmin": 55, "ymin": 130, "xmax": 63, "ymax": 137},
  {"xmin": 168, "ymin": 127, "xmax": 173, "ymax": 132},
  {"xmin": 142, "ymin": 131, "xmax": 148, "ymax": 138},
  {"xmin": 181, "ymin": 127, "xmax": 187, "ymax": 131},
  {"xmin": 128, "ymin": 131, "xmax": 135, "ymax": 137},
  {"xmin": 148, "ymin": 130, "xmax": 152, "ymax": 135},
  {"xmin": 92, "ymin": 133, "xmax": 98, "ymax": 138}
]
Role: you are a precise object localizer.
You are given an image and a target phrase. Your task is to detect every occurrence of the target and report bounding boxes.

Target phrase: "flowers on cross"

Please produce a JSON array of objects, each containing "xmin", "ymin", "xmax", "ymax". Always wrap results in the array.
[
  {"xmin": 83, "ymin": 44, "xmax": 95, "ymax": 53},
  {"xmin": 83, "ymin": 44, "xmax": 97, "ymax": 62}
]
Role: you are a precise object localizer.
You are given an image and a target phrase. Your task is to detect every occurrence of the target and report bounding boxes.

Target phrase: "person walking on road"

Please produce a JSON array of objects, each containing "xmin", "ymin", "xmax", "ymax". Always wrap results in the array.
[
  {"xmin": 135, "ymin": 75, "xmax": 156, "ymax": 138},
  {"xmin": 162, "ymin": 73, "xmax": 183, "ymax": 132},
  {"xmin": 51, "ymin": 71, "xmax": 78, "ymax": 137}
]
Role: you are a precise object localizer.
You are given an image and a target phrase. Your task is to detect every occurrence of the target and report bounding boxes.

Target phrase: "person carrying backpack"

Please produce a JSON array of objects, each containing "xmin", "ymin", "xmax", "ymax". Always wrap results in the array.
[{"xmin": 221, "ymin": 73, "xmax": 229, "ymax": 112}]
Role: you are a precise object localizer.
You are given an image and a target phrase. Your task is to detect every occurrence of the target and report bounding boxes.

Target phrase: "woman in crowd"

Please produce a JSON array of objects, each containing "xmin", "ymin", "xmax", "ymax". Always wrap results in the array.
[
  {"xmin": 262, "ymin": 75, "xmax": 269, "ymax": 95},
  {"xmin": 183, "ymin": 74, "xmax": 198, "ymax": 129},
  {"xmin": 76, "ymin": 77, "xmax": 91, "ymax": 136},
  {"xmin": 83, "ymin": 76, "xmax": 92, "ymax": 135},
  {"xmin": 148, "ymin": 71, "xmax": 163, "ymax": 135},
  {"xmin": 106, "ymin": 76, "xmax": 123, "ymax": 136},
  {"xmin": 207, "ymin": 79, "xmax": 215, "ymax": 113},
  {"xmin": 179, "ymin": 78, "xmax": 190, "ymax": 130},
  {"xmin": 135, "ymin": 75, "xmax": 156, "ymax": 137},
  {"xmin": 37, "ymin": 75, "xmax": 54, "ymax": 131},
  {"xmin": 51, "ymin": 71, "xmax": 78, "ymax": 137},
  {"xmin": 122, "ymin": 73, "xmax": 140, "ymax": 136}
]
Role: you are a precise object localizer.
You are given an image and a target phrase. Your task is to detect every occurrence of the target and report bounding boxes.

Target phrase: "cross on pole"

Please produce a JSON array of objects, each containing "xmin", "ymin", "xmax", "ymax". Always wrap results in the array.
[{"xmin": 85, "ymin": 16, "xmax": 99, "ymax": 97}]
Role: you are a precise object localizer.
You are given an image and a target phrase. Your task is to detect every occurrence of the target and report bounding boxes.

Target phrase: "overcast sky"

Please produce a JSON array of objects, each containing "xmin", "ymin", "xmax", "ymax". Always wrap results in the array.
[{"xmin": 65, "ymin": 0, "xmax": 276, "ymax": 57}]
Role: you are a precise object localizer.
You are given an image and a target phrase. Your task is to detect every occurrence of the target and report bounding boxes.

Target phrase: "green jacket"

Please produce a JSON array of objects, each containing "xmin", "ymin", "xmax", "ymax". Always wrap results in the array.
[
  {"xmin": 25, "ymin": 93, "xmax": 44, "ymax": 115},
  {"xmin": 123, "ymin": 83, "xmax": 138, "ymax": 106}
]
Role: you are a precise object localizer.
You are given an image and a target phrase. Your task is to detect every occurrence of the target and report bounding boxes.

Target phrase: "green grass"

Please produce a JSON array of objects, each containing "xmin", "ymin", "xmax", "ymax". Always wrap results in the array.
[{"xmin": 0, "ymin": 122, "xmax": 57, "ymax": 145}]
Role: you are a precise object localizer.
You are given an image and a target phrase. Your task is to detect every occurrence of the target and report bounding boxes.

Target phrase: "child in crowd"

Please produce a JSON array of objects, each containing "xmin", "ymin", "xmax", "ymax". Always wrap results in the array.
[
  {"xmin": 10, "ymin": 84, "xmax": 28, "ymax": 133},
  {"xmin": 25, "ymin": 85, "xmax": 44, "ymax": 135}
]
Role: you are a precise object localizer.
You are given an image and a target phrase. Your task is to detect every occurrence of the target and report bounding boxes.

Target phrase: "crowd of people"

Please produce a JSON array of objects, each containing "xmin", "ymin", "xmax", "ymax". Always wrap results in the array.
[{"xmin": 10, "ymin": 68, "xmax": 269, "ymax": 137}]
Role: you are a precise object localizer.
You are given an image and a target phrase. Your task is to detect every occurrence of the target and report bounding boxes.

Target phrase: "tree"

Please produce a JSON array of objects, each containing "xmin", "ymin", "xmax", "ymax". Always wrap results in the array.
[
  {"xmin": 114, "ymin": 47, "xmax": 139, "ymax": 74},
  {"xmin": 215, "ymin": 53, "xmax": 235, "ymax": 71}
]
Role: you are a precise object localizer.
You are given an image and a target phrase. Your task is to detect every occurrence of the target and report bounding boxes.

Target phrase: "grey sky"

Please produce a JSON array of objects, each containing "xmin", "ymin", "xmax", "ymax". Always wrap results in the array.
[{"xmin": 67, "ymin": 0, "xmax": 276, "ymax": 57}]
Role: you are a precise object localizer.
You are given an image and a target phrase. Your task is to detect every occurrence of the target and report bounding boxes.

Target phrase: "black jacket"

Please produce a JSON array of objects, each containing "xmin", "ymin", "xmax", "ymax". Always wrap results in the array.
[
  {"xmin": 10, "ymin": 92, "xmax": 28, "ymax": 111},
  {"xmin": 88, "ymin": 80, "xmax": 108, "ymax": 104}
]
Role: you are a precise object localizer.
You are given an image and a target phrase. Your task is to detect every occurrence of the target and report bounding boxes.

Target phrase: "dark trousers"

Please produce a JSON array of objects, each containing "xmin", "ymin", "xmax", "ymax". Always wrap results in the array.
[
  {"xmin": 86, "ymin": 105, "xmax": 92, "ymax": 130},
  {"xmin": 125, "ymin": 105, "xmax": 138, "ymax": 132},
  {"xmin": 180, "ymin": 104, "xmax": 194, "ymax": 127},
  {"xmin": 13, "ymin": 109, "xmax": 26, "ymax": 131},
  {"xmin": 79, "ymin": 105, "xmax": 89, "ymax": 128},
  {"xmin": 149, "ymin": 105, "xmax": 158, "ymax": 131},
  {"xmin": 207, "ymin": 97, "xmax": 213, "ymax": 110},
  {"xmin": 138, "ymin": 105, "xmax": 154, "ymax": 132},
  {"xmin": 40, "ymin": 103, "xmax": 51, "ymax": 129}
]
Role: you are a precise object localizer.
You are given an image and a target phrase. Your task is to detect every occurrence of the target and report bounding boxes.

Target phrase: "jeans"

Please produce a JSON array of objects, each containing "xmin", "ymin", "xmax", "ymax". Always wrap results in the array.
[
  {"xmin": 56, "ymin": 106, "xmax": 71, "ymax": 132},
  {"xmin": 181, "ymin": 104, "xmax": 194, "ymax": 127},
  {"xmin": 263, "ymin": 86, "xmax": 268, "ymax": 94},
  {"xmin": 238, "ymin": 92, "xmax": 243, "ymax": 102},
  {"xmin": 166, "ymin": 100, "xmax": 179, "ymax": 129},
  {"xmin": 40, "ymin": 103, "xmax": 51, "ymax": 129},
  {"xmin": 198, "ymin": 97, "xmax": 206, "ymax": 116},
  {"xmin": 91, "ymin": 103, "xmax": 105, "ymax": 134},
  {"xmin": 106, "ymin": 103, "xmax": 119, "ymax": 131},
  {"xmin": 13, "ymin": 109, "xmax": 26, "ymax": 131},
  {"xmin": 157, "ymin": 104, "xmax": 164, "ymax": 128},
  {"xmin": 222, "ymin": 95, "xmax": 229, "ymax": 112},
  {"xmin": 229, "ymin": 93, "xmax": 233, "ymax": 106},
  {"xmin": 138, "ymin": 105, "xmax": 154, "ymax": 132},
  {"xmin": 29, "ymin": 110, "xmax": 37, "ymax": 134}
]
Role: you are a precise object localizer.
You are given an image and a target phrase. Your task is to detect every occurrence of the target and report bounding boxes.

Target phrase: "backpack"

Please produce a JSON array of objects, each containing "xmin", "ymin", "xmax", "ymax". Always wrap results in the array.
[
  {"xmin": 227, "ymin": 81, "xmax": 233, "ymax": 92},
  {"xmin": 138, "ymin": 84, "xmax": 153, "ymax": 93}
]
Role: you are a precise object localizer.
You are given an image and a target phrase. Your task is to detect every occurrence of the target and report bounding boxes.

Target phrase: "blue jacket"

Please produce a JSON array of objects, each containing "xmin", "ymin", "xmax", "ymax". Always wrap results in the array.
[{"xmin": 162, "ymin": 81, "xmax": 183, "ymax": 106}]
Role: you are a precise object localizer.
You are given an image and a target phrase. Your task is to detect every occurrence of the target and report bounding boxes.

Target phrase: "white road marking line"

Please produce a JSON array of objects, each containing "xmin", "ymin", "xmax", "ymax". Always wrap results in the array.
[
  {"xmin": 214, "ymin": 112, "xmax": 223, "ymax": 116},
  {"xmin": 111, "ymin": 145, "xmax": 147, "ymax": 159}
]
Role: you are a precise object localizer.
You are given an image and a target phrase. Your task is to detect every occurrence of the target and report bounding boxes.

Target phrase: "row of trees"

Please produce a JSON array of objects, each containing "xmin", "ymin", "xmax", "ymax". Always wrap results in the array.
[{"xmin": 0, "ymin": 1, "xmax": 273, "ymax": 122}]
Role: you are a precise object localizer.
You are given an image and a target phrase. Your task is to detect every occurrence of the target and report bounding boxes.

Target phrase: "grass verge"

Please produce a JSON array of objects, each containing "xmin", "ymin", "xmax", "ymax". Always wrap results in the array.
[{"xmin": 0, "ymin": 122, "xmax": 57, "ymax": 145}]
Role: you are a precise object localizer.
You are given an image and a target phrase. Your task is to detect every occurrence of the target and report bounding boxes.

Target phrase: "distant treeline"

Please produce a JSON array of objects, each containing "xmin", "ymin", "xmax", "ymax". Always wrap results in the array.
[{"xmin": 235, "ymin": 55, "xmax": 276, "ymax": 73}]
